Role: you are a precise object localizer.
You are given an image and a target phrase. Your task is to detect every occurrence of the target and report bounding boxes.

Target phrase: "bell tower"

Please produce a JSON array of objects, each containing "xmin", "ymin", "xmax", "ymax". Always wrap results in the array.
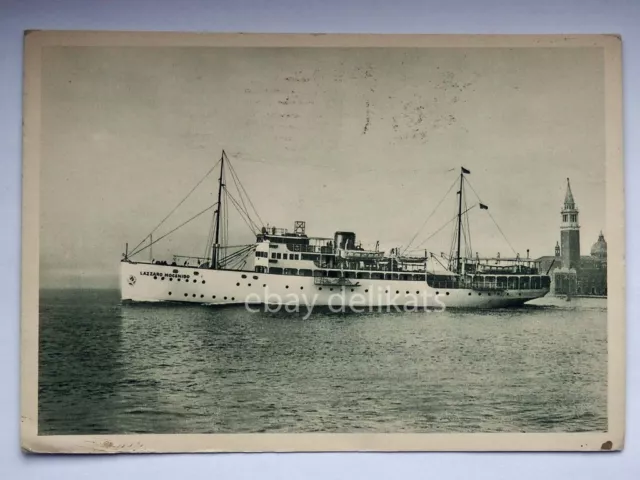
[{"xmin": 560, "ymin": 178, "xmax": 580, "ymax": 269}]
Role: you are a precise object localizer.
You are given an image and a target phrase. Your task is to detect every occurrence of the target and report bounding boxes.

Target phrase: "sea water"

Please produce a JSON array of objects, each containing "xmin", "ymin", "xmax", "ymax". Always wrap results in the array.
[{"xmin": 38, "ymin": 289, "xmax": 607, "ymax": 434}]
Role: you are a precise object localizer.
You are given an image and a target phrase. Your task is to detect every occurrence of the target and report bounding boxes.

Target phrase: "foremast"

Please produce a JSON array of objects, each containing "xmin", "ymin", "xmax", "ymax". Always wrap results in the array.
[
  {"xmin": 123, "ymin": 149, "xmax": 261, "ymax": 271},
  {"xmin": 211, "ymin": 151, "xmax": 225, "ymax": 269}
]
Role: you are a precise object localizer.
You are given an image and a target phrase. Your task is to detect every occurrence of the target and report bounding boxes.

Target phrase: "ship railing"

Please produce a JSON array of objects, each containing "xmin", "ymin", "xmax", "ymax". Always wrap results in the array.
[
  {"xmin": 338, "ymin": 249, "xmax": 385, "ymax": 260},
  {"xmin": 471, "ymin": 285, "xmax": 507, "ymax": 292},
  {"xmin": 467, "ymin": 274, "xmax": 549, "ymax": 291},
  {"xmin": 287, "ymin": 244, "xmax": 335, "ymax": 254}
]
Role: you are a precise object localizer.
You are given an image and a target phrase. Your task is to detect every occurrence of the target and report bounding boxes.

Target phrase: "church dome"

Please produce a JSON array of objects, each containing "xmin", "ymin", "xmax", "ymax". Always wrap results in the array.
[{"xmin": 590, "ymin": 231, "xmax": 607, "ymax": 258}]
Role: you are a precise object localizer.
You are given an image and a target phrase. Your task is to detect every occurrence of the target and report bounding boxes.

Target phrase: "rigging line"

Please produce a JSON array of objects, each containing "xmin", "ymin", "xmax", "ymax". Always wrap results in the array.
[
  {"xmin": 130, "ymin": 158, "xmax": 221, "ymax": 255},
  {"xmin": 449, "ymin": 219, "xmax": 462, "ymax": 269},
  {"xmin": 465, "ymin": 216, "xmax": 472, "ymax": 258},
  {"xmin": 225, "ymin": 154, "xmax": 265, "ymax": 228},
  {"xmin": 461, "ymin": 205, "xmax": 468, "ymax": 259},
  {"xmin": 225, "ymin": 186, "xmax": 258, "ymax": 231},
  {"xmin": 227, "ymin": 160, "xmax": 253, "ymax": 229},
  {"xmin": 226, "ymin": 191, "xmax": 259, "ymax": 235},
  {"xmin": 226, "ymin": 189, "xmax": 260, "ymax": 233},
  {"xmin": 464, "ymin": 177, "xmax": 484, "ymax": 203},
  {"xmin": 129, "ymin": 202, "xmax": 219, "ymax": 258},
  {"xmin": 430, "ymin": 252, "xmax": 449, "ymax": 271},
  {"xmin": 465, "ymin": 178, "xmax": 517, "ymax": 256},
  {"xmin": 448, "ymin": 191, "xmax": 460, "ymax": 266},
  {"xmin": 223, "ymin": 246, "xmax": 253, "ymax": 264},
  {"xmin": 449, "ymin": 223, "xmax": 458, "ymax": 270},
  {"xmin": 402, "ymin": 176, "xmax": 459, "ymax": 255},
  {"xmin": 221, "ymin": 243, "xmax": 255, "ymax": 256},
  {"xmin": 219, "ymin": 248, "xmax": 245, "ymax": 266},
  {"xmin": 462, "ymin": 192, "xmax": 469, "ymax": 258},
  {"xmin": 225, "ymin": 153, "xmax": 263, "ymax": 224},
  {"xmin": 226, "ymin": 157, "xmax": 264, "ymax": 229},
  {"xmin": 462, "ymin": 179, "xmax": 467, "ymax": 252},
  {"xmin": 487, "ymin": 210, "xmax": 517, "ymax": 256},
  {"xmin": 223, "ymin": 176, "xmax": 229, "ymax": 249},
  {"xmin": 204, "ymin": 205, "xmax": 217, "ymax": 259},
  {"xmin": 204, "ymin": 216, "xmax": 215, "ymax": 260},
  {"xmin": 463, "ymin": 185, "xmax": 472, "ymax": 258},
  {"xmin": 220, "ymin": 245, "xmax": 255, "ymax": 268},
  {"xmin": 415, "ymin": 205, "xmax": 478, "ymax": 252}
]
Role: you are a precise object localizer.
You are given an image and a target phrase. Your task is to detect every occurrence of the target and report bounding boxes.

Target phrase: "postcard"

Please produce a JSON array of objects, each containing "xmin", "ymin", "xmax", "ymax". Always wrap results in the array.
[{"xmin": 21, "ymin": 31, "xmax": 625, "ymax": 453}]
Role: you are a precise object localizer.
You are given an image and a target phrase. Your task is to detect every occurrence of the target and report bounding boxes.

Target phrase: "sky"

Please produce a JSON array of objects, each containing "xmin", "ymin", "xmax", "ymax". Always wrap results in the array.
[{"xmin": 39, "ymin": 45, "xmax": 606, "ymax": 288}]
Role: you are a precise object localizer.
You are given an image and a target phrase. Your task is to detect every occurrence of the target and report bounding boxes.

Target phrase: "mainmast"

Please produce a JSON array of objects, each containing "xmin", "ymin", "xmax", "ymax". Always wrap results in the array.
[
  {"xmin": 456, "ymin": 167, "xmax": 470, "ymax": 274},
  {"xmin": 211, "ymin": 150, "xmax": 225, "ymax": 269}
]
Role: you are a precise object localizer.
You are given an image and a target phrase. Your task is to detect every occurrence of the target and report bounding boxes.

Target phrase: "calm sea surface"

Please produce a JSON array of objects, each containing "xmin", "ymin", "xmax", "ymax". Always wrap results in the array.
[{"xmin": 38, "ymin": 289, "xmax": 607, "ymax": 434}]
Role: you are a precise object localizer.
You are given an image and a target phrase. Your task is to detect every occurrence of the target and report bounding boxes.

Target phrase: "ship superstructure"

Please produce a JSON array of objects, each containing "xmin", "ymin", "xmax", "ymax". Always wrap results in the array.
[{"xmin": 120, "ymin": 151, "xmax": 551, "ymax": 309}]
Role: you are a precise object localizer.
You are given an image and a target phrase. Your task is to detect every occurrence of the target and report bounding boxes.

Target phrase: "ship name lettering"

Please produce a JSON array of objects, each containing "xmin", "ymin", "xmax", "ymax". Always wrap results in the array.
[{"xmin": 139, "ymin": 271, "xmax": 190, "ymax": 279}]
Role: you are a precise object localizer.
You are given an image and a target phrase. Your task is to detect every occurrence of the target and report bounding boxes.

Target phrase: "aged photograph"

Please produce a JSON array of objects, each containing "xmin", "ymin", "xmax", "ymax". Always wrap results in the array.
[{"xmin": 21, "ymin": 32, "xmax": 625, "ymax": 453}]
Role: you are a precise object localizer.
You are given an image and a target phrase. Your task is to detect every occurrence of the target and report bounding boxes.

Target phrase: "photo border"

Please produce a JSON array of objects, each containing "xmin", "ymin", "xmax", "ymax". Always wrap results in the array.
[{"xmin": 20, "ymin": 31, "xmax": 625, "ymax": 453}]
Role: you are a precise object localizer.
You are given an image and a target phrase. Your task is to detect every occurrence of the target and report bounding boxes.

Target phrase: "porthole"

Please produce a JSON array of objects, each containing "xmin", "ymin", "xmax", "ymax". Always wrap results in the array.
[
  {"xmin": 248, "ymin": 283, "xmax": 252, "ymax": 287},
  {"xmin": 416, "ymin": 291, "xmax": 419, "ymax": 294},
  {"xmin": 236, "ymin": 282, "xmax": 240, "ymax": 286},
  {"xmin": 253, "ymin": 275, "xmax": 259, "ymax": 280},
  {"xmin": 351, "ymin": 288, "xmax": 355, "ymax": 292},
  {"xmin": 193, "ymin": 279, "xmax": 197, "ymax": 283},
  {"xmin": 224, "ymin": 296, "xmax": 227, "ymax": 300},
  {"xmin": 330, "ymin": 288, "xmax": 334, "ymax": 292},
  {"xmin": 170, "ymin": 278, "xmax": 173, "ymax": 281},
  {"xmin": 202, "ymin": 280, "xmax": 206, "ymax": 284},
  {"xmin": 263, "ymin": 284, "xmax": 266, "ymax": 287},
  {"xmin": 300, "ymin": 286, "xmax": 303, "ymax": 290},
  {"xmin": 396, "ymin": 290, "xmax": 399, "ymax": 294},
  {"xmin": 436, "ymin": 291, "xmax": 439, "ymax": 295},
  {"xmin": 385, "ymin": 290, "xmax": 388, "ymax": 293},
  {"xmin": 406, "ymin": 291, "xmax": 409, "ymax": 294},
  {"xmin": 161, "ymin": 277, "xmax": 165, "ymax": 280},
  {"xmin": 365, "ymin": 289, "xmax": 369, "ymax": 293},
  {"xmin": 478, "ymin": 293, "xmax": 482, "ymax": 296},
  {"xmin": 446, "ymin": 292, "xmax": 450, "ymax": 296},
  {"xmin": 184, "ymin": 293, "xmax": 188, "ymax": 297},
  {"xmin": 232, "ymin": 297, "xmax": 235, "ymax": 301},
  {"xmin": 506, "ymin": 293, "xmax": 509, "ymax": 296},
  {"xmin": 200, "ymin": 294, "xmax": 204, "ymax": 298},
  {"xmin": 285, "ymin": 285, "xmax": 289, "ymax": 289},
  {"xmin": 153, "ymin": 276, "xmax": 157, "ymax": 280},
  {"xmin": 241, "ymin": 274, "xmax": 247, "ymax": 279},
  {"xmin": 212, "ymin": 295, "xmax": 216, "ymax": 299},
  {"xmin": 319, "ymin": 287, "xmax": 323, "ymax": 291},
  {"xmin": 488, "ymin": 293, "xmax": 491, "ymax": 297},
  {"xmin": 192, "ymin": 294, "xmax": 196, "ymax": 298},
  {"xmin": 468, "ymin": 292, "xmax": 472, "ymax": 296},
  {"xmin": 168, "ymin": 292, "xmax": 172, "ymax": 295},
  {"xmin": 178, "ymin": 279, "xmax": 181, "ymax": 282},
  {"xmin": 194, "ymin": 271, "xmax": 199, "ymax": 276}
]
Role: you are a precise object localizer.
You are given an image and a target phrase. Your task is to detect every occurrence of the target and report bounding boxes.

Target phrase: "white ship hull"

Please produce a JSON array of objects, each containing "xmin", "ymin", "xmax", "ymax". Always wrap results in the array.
[{"xmin": 120, "ymin": 262, "xmax": 549, "ymax": 310}]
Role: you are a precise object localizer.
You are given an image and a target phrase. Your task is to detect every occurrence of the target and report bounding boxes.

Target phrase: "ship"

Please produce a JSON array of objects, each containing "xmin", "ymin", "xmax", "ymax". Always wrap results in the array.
[{"xmin": 120, "ymin": 151, "xmax": 551, "ymax": 310}]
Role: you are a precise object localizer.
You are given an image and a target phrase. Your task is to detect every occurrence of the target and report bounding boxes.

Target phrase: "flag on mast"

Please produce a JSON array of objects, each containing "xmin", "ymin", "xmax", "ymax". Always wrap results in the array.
[{"xmin": 461, "ymin": 167, "xmax": 471, "ymax": 174}]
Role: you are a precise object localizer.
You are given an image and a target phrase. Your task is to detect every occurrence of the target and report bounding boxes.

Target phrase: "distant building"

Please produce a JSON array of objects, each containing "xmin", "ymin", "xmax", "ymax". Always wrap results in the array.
[{"xmin": 537, "ymin": 179, "xmax": 607, "ymax": 296}]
